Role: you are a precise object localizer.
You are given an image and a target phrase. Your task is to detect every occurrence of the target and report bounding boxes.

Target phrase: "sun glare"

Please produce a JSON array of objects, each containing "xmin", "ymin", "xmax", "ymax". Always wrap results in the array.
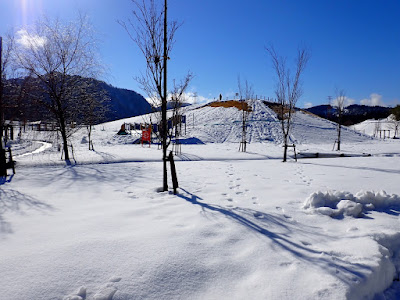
[{"xmin": 18, "ymin": 0, "xmax": 43, "ymax": 27}]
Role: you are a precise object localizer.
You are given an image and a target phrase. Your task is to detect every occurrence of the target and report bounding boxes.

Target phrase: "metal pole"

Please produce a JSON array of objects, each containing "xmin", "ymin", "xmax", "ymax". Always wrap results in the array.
[{"xmin": 162, "ymin": 0, "xmax": 168, "ymax": 191}]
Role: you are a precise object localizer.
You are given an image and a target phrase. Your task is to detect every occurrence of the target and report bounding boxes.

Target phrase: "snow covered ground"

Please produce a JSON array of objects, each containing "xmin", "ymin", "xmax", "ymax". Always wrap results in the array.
[
  {"xmin": 1, "ymin": 101, "xmax": 400, "ymax": 299},
  {"xmin": 351, "ymin": 115, "xmax": 399, "ymax": 139}
]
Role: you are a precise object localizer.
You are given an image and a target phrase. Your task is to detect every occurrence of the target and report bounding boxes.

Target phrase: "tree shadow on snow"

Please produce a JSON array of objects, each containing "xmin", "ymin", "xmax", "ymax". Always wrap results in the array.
[
  {"xmin": 177, "ymin": 187, "xmax": 373, "ymax": 287},
  {"xmin": 0, "ymin": 175, "xmax": 14, "ymax": 185},
  {"xmin": 0, "ymin": 188, "xmax": 54, "ymax": 236},
  {"xmin": 35, "ymin": 164, "xmax": 143, "ymax": 188},
  {"xmin": 301, "ymin": 161, "xmax": 400, "ymax": 175}
]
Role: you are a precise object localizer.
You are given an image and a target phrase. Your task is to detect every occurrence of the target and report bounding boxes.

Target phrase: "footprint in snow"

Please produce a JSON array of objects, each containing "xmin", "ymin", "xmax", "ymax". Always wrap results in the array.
[
  {"xmin": 93, "ymin": 277, "xmax": 122, "ymax": 300},
  {"xmin": 109, "ymin": 276, "xmax": 122, "ymax": 283},
  {"xmin": 64, "ymin": 276, "xmax": 122, "ymax": 300},
  {"xmin": 253, "ymin": 212, "xmax": 264, "ymax": 218}
]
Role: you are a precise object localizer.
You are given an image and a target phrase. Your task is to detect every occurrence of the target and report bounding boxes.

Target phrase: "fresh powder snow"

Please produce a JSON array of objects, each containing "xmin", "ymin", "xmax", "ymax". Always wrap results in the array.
[{"xmin": 1, "ymin": 100, "xmax": 399, "ymax": 299}]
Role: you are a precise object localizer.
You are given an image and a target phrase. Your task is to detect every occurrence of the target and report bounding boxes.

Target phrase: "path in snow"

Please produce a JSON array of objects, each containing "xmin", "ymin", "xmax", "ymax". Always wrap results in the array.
[{"xmin": 14, "ymin": 141, "xmax": 53, "ymax": 157}]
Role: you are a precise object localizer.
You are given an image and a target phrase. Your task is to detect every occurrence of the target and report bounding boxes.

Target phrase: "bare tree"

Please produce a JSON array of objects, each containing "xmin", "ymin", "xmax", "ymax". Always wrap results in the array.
[
  {"xmin": 237, "ymin": 76, "xmax": 253, "ymax": 152},
  {"xmin": 388, "ymin": 116, "xmax": 399, "ymax": 139},
  {"xmin": 266, "ymin": 46, "xmax": 309, "ymax": 162},
  {"xmin": 333, "ymin": 89, "xmax": 346, "ymax": 151},
  {"xmin": 0, "ymin": 34, "xmax": 18, "ymax": 176},
  {"xmin": 12, "ymin": 14, "xmax": 102, "ymax": 164},
  {"xmin": 390, "ymin": 105, "xmax": 400, "ymax": 138},
  {"xmin": 170, "ymin": 73, "xmax": 193, "ymax": 154},
  {"xmin": 373, "ymin": 120, "xmax": 381, "ymax": 138},
  {"xmin": 77, "ymin": 79, "xmax": 110, "ymax": 151},
  {"xmin": 0, "ymin": 34, "xmax": 16, "ymax": 139},
  {"xmin": 120, "ymin": 0, "xmax": 186, "ymax": 191}
]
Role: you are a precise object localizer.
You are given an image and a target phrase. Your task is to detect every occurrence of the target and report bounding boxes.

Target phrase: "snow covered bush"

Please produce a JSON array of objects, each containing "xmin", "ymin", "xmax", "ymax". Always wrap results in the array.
[{"xmin": 303, "ymin": 190, "xmax": 400, "ymax": 218}]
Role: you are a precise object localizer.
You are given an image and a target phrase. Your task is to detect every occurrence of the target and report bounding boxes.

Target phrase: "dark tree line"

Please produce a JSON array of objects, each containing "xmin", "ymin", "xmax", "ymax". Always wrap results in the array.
[{"xmin": 2, "ymin": 76, "xmax": 109, "ymax": 124}]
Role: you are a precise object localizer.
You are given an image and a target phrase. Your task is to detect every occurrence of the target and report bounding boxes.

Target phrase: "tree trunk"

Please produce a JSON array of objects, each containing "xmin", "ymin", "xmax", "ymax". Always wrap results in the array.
[
  {"xmin": 162, "ymin": 0, "xmax": 168, "ymax": 192},
  {"xmin": 88, "ymin": 124, "xmax": 93, "ymax": 151},
  {"xmin": 337, "ymin": 124, "xmax": 341, "ymax": 151},
  {"xmin": 59, "ymin": 115, "xmax": 70, "ymax": 164},
  {"xmin": 283, "ymin": 143, "xmax": 288, "ymax": 162}
]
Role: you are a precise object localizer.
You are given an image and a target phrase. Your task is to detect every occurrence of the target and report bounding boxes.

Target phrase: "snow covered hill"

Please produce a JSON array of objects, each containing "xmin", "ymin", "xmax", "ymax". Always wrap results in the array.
[
  {"xmin": 351, "ymin": 115, "xmax": 399, "ymax": 139},
  {"xmin": 97, "ymin": 100, "xmax": 372, "ymax": 145}
]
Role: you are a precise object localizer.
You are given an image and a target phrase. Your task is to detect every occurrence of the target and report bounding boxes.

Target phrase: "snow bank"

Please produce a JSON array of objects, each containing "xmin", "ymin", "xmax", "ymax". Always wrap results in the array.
[
  {"xmin": 303, "ymin": 190, "xmax": 400, "ymax": 218},
  {"xmin": 347, "ymin": 241, "xmax": 396, "ymax": 299}
]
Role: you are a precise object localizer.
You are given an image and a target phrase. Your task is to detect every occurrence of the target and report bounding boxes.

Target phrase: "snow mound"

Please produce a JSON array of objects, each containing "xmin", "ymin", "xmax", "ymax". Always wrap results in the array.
[
  {"xmin": 303, "ymin": 190, "xmax": 400, "ymax": 218},
  {"xmin": 351, "ymin": 114, "xmax": 398, "ymax": 138},
  {"xmin": 93, "ymin": 100, "xmax": 370, "ymax": 146}
]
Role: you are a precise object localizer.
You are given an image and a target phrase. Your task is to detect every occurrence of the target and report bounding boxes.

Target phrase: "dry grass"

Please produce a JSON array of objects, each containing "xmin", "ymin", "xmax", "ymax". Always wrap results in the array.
[
  {"xmin": 208, "ymin": 100, "xmax": 252, "ymax": 112},
  {"xmin": 266, "ymin": 103, "xmax": 290, "ymax": 120}
]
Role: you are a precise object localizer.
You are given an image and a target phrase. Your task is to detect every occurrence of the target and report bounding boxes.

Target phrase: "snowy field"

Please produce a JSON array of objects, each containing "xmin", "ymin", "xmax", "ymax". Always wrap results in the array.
[{"xmin": 1, "ymin": 101, "xmax": 400, "ymax": 299}]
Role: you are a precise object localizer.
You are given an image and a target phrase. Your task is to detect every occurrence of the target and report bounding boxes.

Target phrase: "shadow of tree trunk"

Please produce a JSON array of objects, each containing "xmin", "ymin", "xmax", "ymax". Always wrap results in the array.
[{"xmin": 0, "ymin": 188, "xmax": 54, "ymax": 235}]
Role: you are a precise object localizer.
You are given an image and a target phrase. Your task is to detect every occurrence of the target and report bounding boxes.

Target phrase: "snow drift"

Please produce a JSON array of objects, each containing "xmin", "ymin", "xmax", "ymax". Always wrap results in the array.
[{"xmin": 303, "ymin": 190, "xmax": 400, "ymax": 218}]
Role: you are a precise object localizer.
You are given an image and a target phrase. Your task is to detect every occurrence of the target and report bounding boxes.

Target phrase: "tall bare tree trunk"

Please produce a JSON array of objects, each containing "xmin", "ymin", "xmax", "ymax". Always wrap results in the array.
[
  {"xmin": 334, "ymin": 89, "xmax": 346, "ymax": 151},
  {"xmin": 283, "ymin": 134, "xmax": 288, "ymax": 162},
  {"xmin": 58, "ymin": 113, "xmax": 70, "ymax": 163},
  {"xmin": 0, "ymin": 36, "xmax": 5, "ymax": 177},
  {"xmin": 162, "ymin": 0, "xmax": 168, "ymax": 191},
  {"xmin": 121, "ymin": 0, "xmax": 188, "ymax": 191}
]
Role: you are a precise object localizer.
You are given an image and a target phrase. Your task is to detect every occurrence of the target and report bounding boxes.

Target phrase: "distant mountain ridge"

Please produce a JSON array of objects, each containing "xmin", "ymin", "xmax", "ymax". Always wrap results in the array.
[
  {"xmin": 3, "ymin": 76, "xmax": 152, "ymax": 123},
  {"xmin": 306, "ymin": 104, "xmax": 391, "ymax": 125},
  {"xmin": 98, "ymin": 82, "xmax": 152, "ymax": 121}
]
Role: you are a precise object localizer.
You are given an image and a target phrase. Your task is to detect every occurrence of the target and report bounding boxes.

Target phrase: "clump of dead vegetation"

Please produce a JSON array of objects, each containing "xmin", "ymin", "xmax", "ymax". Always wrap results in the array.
[
  {"xmin": 208, "ymin": 100, "xmax": 252, "ymax": 112},
  {"xmin": 263, "ymin": 101, "xmax": 293, "ymax": 120}
]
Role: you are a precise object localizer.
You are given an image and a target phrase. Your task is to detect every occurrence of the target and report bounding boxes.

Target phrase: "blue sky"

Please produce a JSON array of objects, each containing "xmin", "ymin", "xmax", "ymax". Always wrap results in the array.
[{"xmin": 1, "ymin": 0, "xmax": 399, "ymax": 107}]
